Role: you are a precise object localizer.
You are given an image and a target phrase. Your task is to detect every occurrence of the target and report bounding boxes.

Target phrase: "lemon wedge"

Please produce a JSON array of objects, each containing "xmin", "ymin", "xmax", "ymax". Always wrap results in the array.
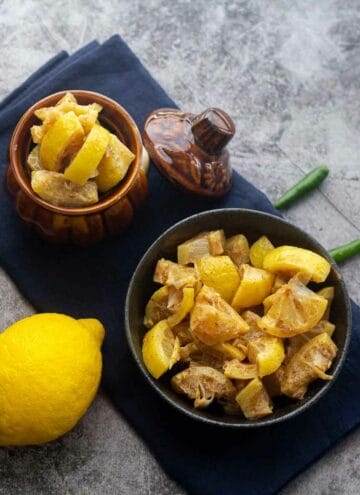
[
  {"xmin": 39, "ymin": 111, "xmax": 84, "ymax": 171},
  {"xmin": 27, "ymin": 145, "xmax": 43, "ymax": 171},
  {"xmin": 167, "ymin": 287, "xmax": 194, "ymax": 327},
  {"xmin": 263, "ymin": 246, "xmax": 331, "ymax": 283},
  {"xmin": 142, "ymin": 320, "xmax": 177, "ymax": 379},
  {"xmin": 64, "ymin": 124, "xmax": 109, "ymax": 185},
  {"xmin": 195, "ymin": 255, "xmax": 240, "ymax": 303},
  {"xmin": 95, "ymin": 133, "xmax": 135, "ymax": 193}
]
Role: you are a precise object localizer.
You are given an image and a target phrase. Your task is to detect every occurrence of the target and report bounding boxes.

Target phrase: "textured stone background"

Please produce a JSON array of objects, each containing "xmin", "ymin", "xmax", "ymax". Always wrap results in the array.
[{"xmin": 0, "ymin": 0, "xmax": 360, "ymax": 493}]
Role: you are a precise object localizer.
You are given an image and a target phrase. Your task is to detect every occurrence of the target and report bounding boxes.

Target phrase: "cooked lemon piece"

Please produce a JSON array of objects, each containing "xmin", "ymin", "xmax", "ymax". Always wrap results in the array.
[
  {"xmin": 225, "ymin": 234, "xmax": 249, "ymax": 266},
  {"xmin": 215, "ymin": 342, "xmax": 246, "ymax": 361},
  {"xmin": 142, "ymin": 320, "xmax": 177, "ymax": 379},
  {"xmin": 35, "ymin": 94, "xmax": 102, "ymax": 136},
  {"xmin": 231, "ymin": 264, "xmax": 274, "ymax": 311},
  {"xmin": 144, "ymin": 286, "xmax": 170, "ymax": 328},
  {"xmin": 167, "ymin": 287, "xmax": 195, "ymax": 327},
  {"xmin": 171, "ymin": 365, "xmax": 235, "ymax": 409},
  {"xmin": 259, "ymin": 276, "xmax": 328, "ymax": 338},
  {"xmin": 223, "ymin": 360, "xmax": 258, "ymax": 380},
  {"xmin": 317, "ymin": 286, "xmax": 335, "ymax": 320},
  {"xmin": 39, "ymin": 111, "xmax": 84, "ymax": 171},
  {"xmin": 190, "ymin": 286, "xmax": 249, "ymax": 345},
  {"xmin": 281, "ymin": 333, "xmax": 337, "ymax": 399},
  {"xmin": 249, "ymin": 235, "xmax": 274, "ymax": 268},
  {"xmin": 272, "ymin": 274, "xmax": 289, "ymax": 293},
  {"xmin": 286, "ymin": 320, "xmax": 336, "ymax": 359},
  {"xmin": 64, "ymin": 124, "xmax": 109, "ymax": 185},
  {"xmin": 27, "ymin": 145, "xmax": 43, "ymax": 171},
  {"xmin": 31, "ymin": 170, "xmax": 98, "ymax": 207},
  {"xmin": 95, "ymin": 134, "xmax": 135, "ymax": 193},
  {"xmin": 177, "ymin": 230, "xmax": 225, "ymax": 265},
  {"xmin": 247, "ymin": 335, "xmax": 285, "ymax": 377},
  {"xmin": 235, "ymin": 378, "xmax": 273, "ymax": 419},
  {"xmin": 195, "ymin": 255, "xmax": 240, "ymax": 302},
  {"xmin": 153, "ymin": 259, "xmax": 197, "ymax": 289},
  {"xmin": 263, "ymin": 245, "xmax": 331, "ymax": 283},
  {"xmin": 78, "ymin": 106, "xmax": 102, "ymax": 134}
]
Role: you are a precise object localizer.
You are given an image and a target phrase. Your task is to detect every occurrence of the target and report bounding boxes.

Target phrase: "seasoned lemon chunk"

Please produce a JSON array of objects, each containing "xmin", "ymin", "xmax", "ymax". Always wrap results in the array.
[
  {"xmin": 263, "ymin": 367, "xmax": 285, "ymax": 397},
  {"xmin": 223, "ymin": 360, "xmax": 258, "ymax": 379},
  {"xmin": 144, "ymin": 286, "xmax": 170, "ymax": 329},
  {"xmin": 39, "ymin": 111, "xmax": 84, "ymax": 171},
  {"xmin": 231, "ymin": 264, "xmax": 274, "ymax": 311},
  {"xmin": 272, "ymin": 274, "xmax": 289, "ymax": 293},
  {"xmin": 167, "ymin": 287, "xmax": 195, "ymax": 327},
  {"xmin": 263, "ymin": 246, "xmax": 331, "ymax": 283},
  {"xmin": 286, "ymin": 320, "xmax": 336, "ymax": 359},
  {"xmin": 195, "ymin": 255, "xmax": 240, "ymax": 302},
  {"xmin": 27, "ymin": 145, "xmax": 43, "ymax": 171},
  {"xmin": 235, "ymin": 378, "xmax": 272, "ymax": 419},
  {"xmin": 190, "ymin": 286, "xmax": 249, "ymax": 345},
  {"xmin": 64, "ymin": 124, "xmax": 109, "ymax": 185},
  {"xmin": 35, "ymin": 94, "xmax": 102, "ymax": 137},
  {"xmin": 142, "ymin": 320, "xmax": 178, "ymax": 379},
  {"xmin": 259, "ymin": 276, "xmax": 327, "ymax": 338},
  {"xmin": 281, "ymin": 333, "xmax": 337, "ymax": 399},
  {"xmin": 153, "ymin": 259, "xmax": 197, "ymax": 289},
  {"xmin": 247, "ymin": 335, "xmax": 285, "ymax": 377},
  {"xmin": 177, "ymin": 230, "xmax": 225, "ymax": 265},
  {"xmin": 225, "ymin": 234, "xmax": 249, "ymax": 266},
  {"xmin": 96, "ymin": 134, "xmax": 135, "ymax": 193},
  {"xmin": 31, "ymin": 170, "xmax": 98, "ymax": 207},
  {"xmin": 171, "ymin": 366, "xmax": 235, "ymax": 409},
  {"xmin": 317, "ymin": 286, "xmax": 335, "ymax": 320},
  {"xmin": 249, "ymin": 235, "xmax": 274, "ymax": 268},
  {"xmin": 215, "ymin": 342, "xmax": 246, "ymax": 361},
  {"xmin": 172, "ymin": 321, "xmax": 193, "ymax": 346}
]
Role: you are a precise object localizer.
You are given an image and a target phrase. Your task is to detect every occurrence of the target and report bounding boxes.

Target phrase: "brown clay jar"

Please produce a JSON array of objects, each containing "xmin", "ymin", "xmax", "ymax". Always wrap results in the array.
[{"xmin": 6, "ymin": 90, "xmax": 148, "ymax": 247}]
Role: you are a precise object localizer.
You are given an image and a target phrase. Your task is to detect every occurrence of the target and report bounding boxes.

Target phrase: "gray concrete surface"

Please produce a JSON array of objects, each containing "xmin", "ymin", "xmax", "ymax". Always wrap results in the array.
[{"xmin": 0, "ymin": 0, "xmax": 360, "ymax": 493}]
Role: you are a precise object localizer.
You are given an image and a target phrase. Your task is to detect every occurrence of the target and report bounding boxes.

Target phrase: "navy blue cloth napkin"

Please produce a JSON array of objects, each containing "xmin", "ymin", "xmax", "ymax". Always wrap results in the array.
[{"xmin": 1, "ymin": 36, "xmax": 359, "ymax": 495}]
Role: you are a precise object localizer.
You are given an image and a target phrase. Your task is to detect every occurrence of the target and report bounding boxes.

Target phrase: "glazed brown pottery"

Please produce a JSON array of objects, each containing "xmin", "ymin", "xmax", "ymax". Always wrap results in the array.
[
  {"xmin": 143, "ymin": 107, "xmax": 235, "ymax": 197},
  {"xmin": 6, "ymin": 90, "xmax": 148, "ymax": 246}
]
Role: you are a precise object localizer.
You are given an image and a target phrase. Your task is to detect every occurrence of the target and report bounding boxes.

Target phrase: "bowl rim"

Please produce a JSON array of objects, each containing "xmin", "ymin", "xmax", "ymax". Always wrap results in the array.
[
  {"xmin": 125, "ymin": 208, "xmax": 352, "ymax": 428},
  {"xmin": 8, "ymin": 90, "xmax": 143, "ymax": 216}
]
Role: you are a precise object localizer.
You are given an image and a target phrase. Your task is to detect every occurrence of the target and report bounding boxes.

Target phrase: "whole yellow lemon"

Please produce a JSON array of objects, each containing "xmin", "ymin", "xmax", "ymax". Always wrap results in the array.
[{"xmin": 0, "ymin": 313, "xmax": 105, "ymax": 446}]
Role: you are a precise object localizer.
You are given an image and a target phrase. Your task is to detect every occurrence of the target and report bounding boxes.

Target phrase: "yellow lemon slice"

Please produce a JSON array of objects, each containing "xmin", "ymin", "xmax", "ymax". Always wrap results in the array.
[
  {"xmin": 95, "ymin": 133, "xmax": 135, "ymax": 193},
  {"xmin": 39, "ymin": 111, "xmax": 84, "ymax": 171},
  {"xmin": 263, "ymin": 246, "xmax": 331, "ymax": 283},
  {"xmin": 142, "ymin": 320, "xmax": 176, "ymax": 379},
  {"xmin": 64, "ymin": 124, "xmax": 110, "ymax": 185}
]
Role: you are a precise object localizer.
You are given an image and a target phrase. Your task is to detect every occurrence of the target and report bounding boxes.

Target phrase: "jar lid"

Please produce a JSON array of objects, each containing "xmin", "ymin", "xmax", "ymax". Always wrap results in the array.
[{"xmin": 143, "ymin": 107, "xmax": 235, "ymax": 197}]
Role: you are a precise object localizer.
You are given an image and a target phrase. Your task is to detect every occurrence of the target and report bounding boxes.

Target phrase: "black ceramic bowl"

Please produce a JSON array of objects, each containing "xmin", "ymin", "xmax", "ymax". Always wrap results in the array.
[{"xmin": 125, "ymin": 209, "xmax": 351, "ymax": 428}]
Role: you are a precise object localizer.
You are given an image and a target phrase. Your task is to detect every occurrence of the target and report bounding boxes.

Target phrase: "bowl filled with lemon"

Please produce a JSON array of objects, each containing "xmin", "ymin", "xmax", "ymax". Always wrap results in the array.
[
  {"xmin": 6, "ymin": 90, "xmax": 148, "ymax": 246},
  {"xmin": 125, "ymin": 208, "xmax": 351, "ymax": 427}
]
